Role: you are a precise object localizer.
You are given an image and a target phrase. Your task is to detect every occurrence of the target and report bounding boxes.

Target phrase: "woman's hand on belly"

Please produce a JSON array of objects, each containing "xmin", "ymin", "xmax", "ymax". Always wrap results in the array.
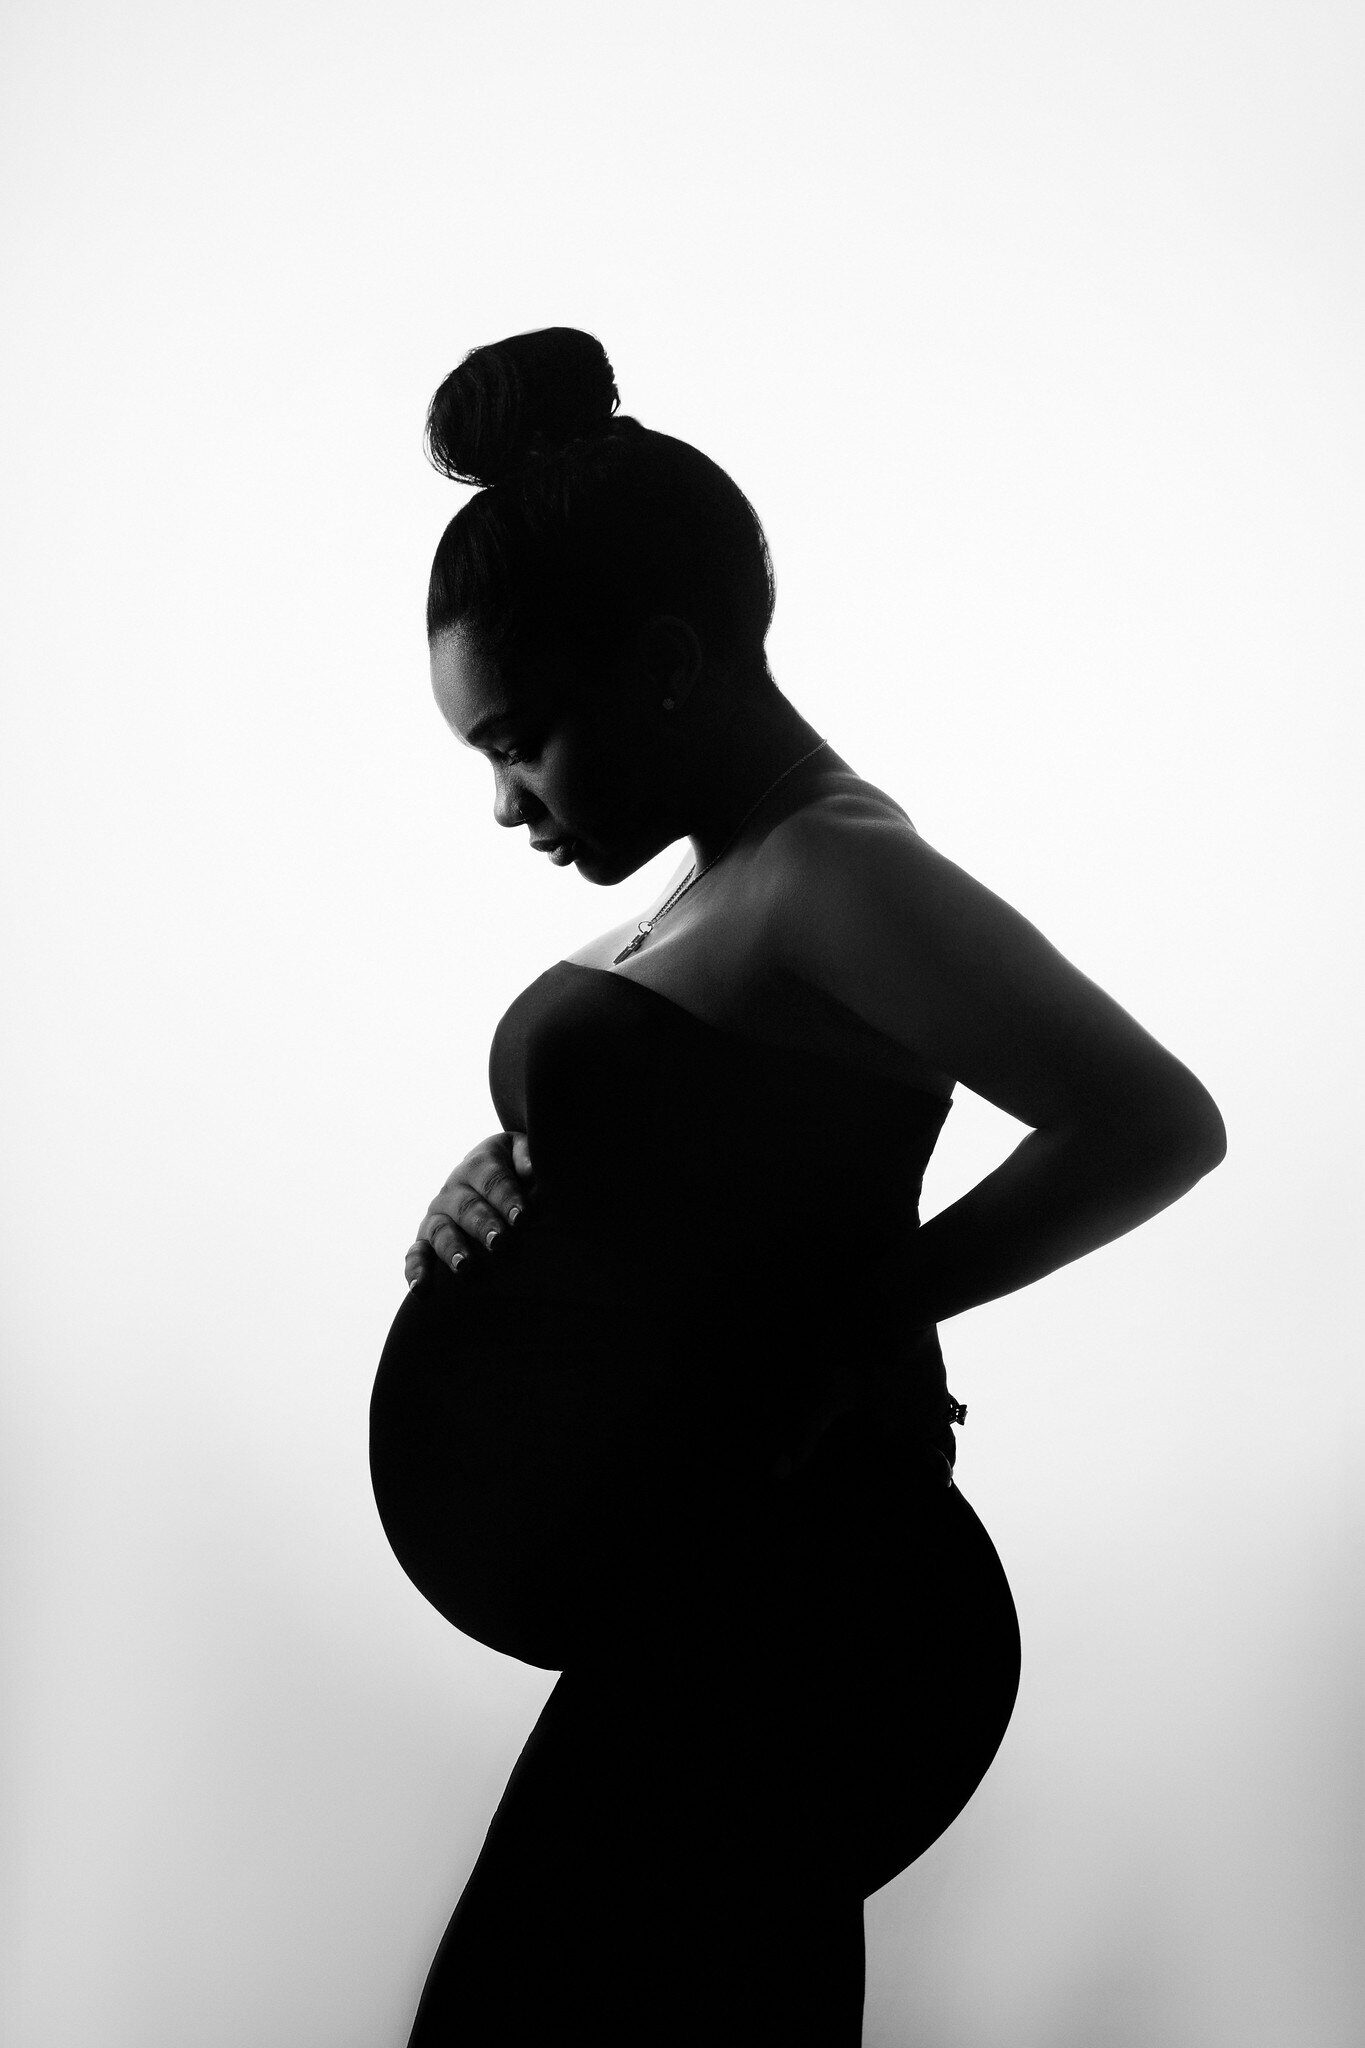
[{"xmin": 405, "ymin": 1129, "xmax": 536, "ymax": 1289}]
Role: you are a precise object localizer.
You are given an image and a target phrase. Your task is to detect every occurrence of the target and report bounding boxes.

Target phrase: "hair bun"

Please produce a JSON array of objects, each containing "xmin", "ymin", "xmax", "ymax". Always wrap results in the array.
[{"xmin": 425, "ymin": 327, "xmax": 621, "ymax": 488}]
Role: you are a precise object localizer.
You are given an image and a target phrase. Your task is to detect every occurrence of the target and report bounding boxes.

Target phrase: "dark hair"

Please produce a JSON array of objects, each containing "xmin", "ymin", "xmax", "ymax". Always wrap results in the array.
[{"xmin": 424, "ymin": 328, "xmax": 776, "ymax": 681}]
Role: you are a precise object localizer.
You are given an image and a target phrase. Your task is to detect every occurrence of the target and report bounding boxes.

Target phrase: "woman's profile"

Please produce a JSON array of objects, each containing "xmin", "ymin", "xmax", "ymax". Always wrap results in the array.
[{"xmin": 369, "ymin": 325, "xmax": 1227, "ymax": 2044}]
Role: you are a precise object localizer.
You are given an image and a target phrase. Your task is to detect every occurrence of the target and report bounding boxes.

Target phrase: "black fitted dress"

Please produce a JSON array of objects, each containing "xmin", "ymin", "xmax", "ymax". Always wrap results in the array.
[{"xmin": 370, "ymin": 961, "xmax": 1020, "ymax": 2039}]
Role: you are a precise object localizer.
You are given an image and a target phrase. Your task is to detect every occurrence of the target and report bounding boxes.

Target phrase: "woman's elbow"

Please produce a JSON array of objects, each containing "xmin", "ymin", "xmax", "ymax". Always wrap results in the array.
[
  {"xmin": 1195, "ymin": 1095, "xmax": 1228, "ymax": 1174},
  {"xmin": 1149, "ymin": 1078, "xmax": 1228, "ymax": 1184},
  {"xmin": 1096, "ymin": 1065, "xmax": 1226, "ymax": 1188}
]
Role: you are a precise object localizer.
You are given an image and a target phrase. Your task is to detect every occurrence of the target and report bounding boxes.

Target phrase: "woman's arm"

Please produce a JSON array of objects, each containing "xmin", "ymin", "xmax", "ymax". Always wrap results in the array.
[
  {"xmin": 766, "ymin": 798, "xmax": 1227, "ymax": 1326},
  {"xmin": 902, "ymin": 1115, "xmax": 1221, "ymax": 1326}
]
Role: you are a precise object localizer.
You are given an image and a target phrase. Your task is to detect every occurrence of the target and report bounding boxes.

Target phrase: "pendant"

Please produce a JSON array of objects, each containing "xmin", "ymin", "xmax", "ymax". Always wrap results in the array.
[{"xmin": 613, "ymin": 920, "xmax": 652, "ymax": 965}]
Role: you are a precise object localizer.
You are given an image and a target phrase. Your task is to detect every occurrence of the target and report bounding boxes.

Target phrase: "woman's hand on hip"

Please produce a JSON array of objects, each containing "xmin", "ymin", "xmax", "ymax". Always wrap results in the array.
[{"xmin": 405, "ymin": 1130, "xmax": 535, "ymax": 1289}]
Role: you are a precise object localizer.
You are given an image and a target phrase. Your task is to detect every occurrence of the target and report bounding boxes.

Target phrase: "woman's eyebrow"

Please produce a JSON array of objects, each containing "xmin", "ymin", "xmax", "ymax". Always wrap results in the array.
[{"xmin": 461, "ymin": 711, "xmax": 516, "ymax": 748}]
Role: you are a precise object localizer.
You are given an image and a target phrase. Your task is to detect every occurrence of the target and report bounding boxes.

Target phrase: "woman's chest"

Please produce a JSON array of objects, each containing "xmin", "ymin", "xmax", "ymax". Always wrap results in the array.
[
  {"xmin": 562, "ymin": 863, "xmax": 954, "ymax": 1104},
  {"xmin": 560, "ymin": 782, "xmax": 957, "ymax": 1105},
  {"xmin": 489, "ymin": 962, "xmax": 948, "ymax": 1264}
]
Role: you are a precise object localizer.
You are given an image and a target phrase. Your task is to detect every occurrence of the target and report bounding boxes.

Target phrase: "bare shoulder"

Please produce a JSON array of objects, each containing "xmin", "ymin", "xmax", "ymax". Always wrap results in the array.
[
  {"xmin": 755, "ymin": 776, "xmax": 1227, "ymax": 1149},
  {"xmin": 784, "ymin": 769, "xmax": 921, "ymax": 834},
  {"xmin": 752, "ymin": 772, "xmax": 976, "ymax": 1015},
  {"xmin": 755, "ymin": 770, "xmax": 937, "ymax": 900}
]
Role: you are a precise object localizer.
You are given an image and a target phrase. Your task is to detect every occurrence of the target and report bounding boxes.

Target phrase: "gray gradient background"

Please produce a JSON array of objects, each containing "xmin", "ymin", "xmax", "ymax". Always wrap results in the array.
[{"xmin": 2, "ymin": 3, "xmax": 1360, "ymax": 2042}]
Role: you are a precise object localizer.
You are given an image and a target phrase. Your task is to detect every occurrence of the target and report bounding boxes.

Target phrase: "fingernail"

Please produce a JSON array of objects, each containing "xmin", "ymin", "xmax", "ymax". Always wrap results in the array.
[
  {"xmin": 485, "ymin": 1229, "xmax": 500, "ymax": 1251},
  {"xmin": 450, "ymin": 1253, "xmax": 467, "ymax": 1274},
  {"xmin": 508, "ymin": 1206, "xmax": 523, "ymax": 1225}
]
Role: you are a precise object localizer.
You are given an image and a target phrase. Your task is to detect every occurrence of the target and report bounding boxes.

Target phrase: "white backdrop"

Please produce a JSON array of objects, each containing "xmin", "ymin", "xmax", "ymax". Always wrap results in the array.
[{"xmin": 3, "ymin": 4, "xmax": 1361, "ymax": 2043}]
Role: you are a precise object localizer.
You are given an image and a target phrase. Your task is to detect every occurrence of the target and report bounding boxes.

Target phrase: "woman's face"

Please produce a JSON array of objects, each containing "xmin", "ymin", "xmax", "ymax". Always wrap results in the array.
[{"xmin": 429, "ymin": 623, "xmax": 682, "ymax": 885}]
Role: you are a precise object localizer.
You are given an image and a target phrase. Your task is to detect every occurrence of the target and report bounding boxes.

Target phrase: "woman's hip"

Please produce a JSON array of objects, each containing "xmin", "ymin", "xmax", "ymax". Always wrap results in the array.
[{"xmin": 567, "ymin": 1412, "xmax": 1021, "ymax": 1892}]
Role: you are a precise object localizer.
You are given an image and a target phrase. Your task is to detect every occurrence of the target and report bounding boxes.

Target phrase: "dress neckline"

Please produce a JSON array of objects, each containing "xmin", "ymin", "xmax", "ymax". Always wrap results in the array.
[{"xmin": 551, "ymin": 959, "xmax": 954, "ymax": 1117}]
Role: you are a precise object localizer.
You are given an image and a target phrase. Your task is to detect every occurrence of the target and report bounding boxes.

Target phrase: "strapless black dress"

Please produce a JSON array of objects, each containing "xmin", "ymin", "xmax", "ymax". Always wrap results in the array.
[{"xmin": 370, "ymin": 961, "xmax": 964, "ymax": 1672}]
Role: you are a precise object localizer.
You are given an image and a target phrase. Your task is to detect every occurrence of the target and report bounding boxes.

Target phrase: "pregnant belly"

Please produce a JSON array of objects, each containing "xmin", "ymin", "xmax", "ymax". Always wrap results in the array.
[{"xmin": 369, "ymin": 1251, "xmax": 773, "ymax": 1669}]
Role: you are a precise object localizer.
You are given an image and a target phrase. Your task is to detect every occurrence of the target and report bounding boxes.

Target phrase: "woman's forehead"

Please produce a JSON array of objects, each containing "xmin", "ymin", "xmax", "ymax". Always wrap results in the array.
[
  {"xmin": 429, "ymin": 626, "xmax": 503, "ymax": 732},
  {"xmin": 429, "ymin": 625, "xmax": 579, "ymax": 739}
]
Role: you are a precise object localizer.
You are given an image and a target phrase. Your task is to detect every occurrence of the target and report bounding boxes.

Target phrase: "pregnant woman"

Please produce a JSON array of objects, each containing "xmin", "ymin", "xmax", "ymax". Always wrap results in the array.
[{"xmin": 370, "ymin": 327, "xmax": 1226, "ymax": 2045}]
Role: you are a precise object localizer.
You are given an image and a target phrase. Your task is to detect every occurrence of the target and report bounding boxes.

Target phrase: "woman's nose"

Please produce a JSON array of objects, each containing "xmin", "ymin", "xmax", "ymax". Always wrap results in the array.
[{"xmin": 493, "ymin": 772, "xmax": 536, "ymax": 831}]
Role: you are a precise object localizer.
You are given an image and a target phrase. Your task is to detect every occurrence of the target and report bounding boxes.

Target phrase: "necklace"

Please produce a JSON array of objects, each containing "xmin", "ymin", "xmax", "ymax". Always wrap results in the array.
[{"xmin": 613, "ymin": 737, "xmax": 830, "ymax": 964}]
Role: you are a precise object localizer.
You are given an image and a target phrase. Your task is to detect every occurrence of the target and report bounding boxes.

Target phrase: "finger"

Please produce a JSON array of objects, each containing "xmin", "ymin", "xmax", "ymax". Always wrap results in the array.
[
  {"xmin": 493, "ymin": 1164, "xmax": 532, "ymax": 1228},
  {"xmin": 510, "ymin": 1130, "xmax": 535, "ymax": 1184},
  {"xmin": 471, "ymin": 1144, "xmax": 533, "ymax": 1227},
  {"xmin": 418, "ymin": 1213, "xmax": 478, "ymax": 1271},
  {"xmin": 464, "ymin": 1161, "xmax": 530, "ymax": 1240}
]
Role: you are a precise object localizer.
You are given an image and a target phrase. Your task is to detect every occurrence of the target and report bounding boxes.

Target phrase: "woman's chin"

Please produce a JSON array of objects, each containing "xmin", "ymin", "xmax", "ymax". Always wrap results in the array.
[
  {"xmin": 564, "ymin": 843, "xmax": 621, "ymax": 884},
  {"xmin": 555, "ymin": 837, "xmax": 665, "ymax": 888}
]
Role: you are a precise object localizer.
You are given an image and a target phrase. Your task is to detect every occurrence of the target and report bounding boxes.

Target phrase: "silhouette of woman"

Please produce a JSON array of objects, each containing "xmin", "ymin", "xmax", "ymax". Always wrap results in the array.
[{"xmin": 369, "ymin": 327, "xmax": 1226, "ymax": 2044}]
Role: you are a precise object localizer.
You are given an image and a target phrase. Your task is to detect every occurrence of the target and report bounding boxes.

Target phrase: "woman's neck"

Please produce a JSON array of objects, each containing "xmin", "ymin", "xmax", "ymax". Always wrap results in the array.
[{"xmin": 680, "ymin": 685, "xmax": 837, "ymax": 872}]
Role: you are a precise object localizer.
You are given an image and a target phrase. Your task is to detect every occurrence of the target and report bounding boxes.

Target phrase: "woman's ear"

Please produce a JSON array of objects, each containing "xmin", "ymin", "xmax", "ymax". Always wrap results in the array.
[{"xmin": 633, "ymin": 614, "xmax": 705, "ymax": 706}]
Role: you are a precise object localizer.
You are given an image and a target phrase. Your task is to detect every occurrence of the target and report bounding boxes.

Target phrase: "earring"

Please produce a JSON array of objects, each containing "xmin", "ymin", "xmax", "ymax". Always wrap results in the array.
[{"xmin": 661, "ymin": 697, "xmax": 675, "ymax": 711}]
